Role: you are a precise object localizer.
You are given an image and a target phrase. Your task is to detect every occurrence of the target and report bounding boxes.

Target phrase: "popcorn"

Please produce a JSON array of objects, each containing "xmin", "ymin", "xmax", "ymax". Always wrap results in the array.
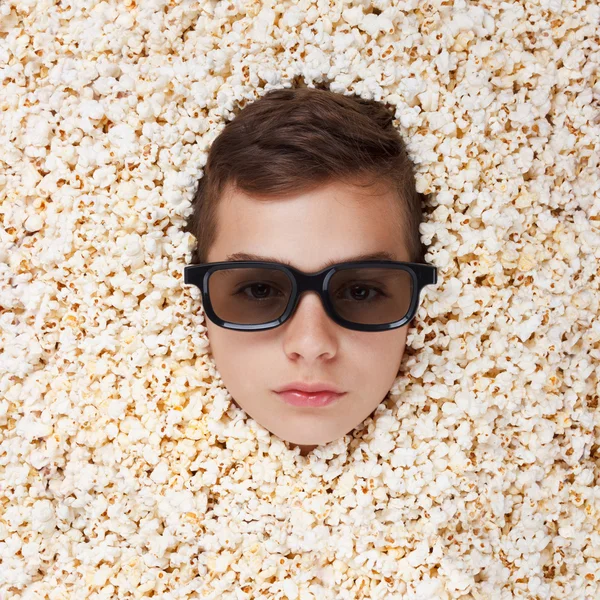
[
  {"xmin": 358, "ymin": 14, "xmax": 395, "ymax": 39},
  {"xmin": 16, "ymin": 415, "xmax": 53, "ymax": 441},
  {"xmin": 31, "ymin": 499, "xmax": 57, "ymax": 535},
  {"xmin": 0, "ymin": 0, "xmax": 598, "ymax": 598}
]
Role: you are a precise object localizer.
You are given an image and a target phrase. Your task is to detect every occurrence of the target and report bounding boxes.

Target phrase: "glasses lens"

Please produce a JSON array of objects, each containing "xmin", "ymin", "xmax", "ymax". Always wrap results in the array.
[
  {"xmin": 207, "ymin": 266, "xmax": 413, "ymax": 326},
  {"xmin": 208, "ymin": 267, "xmax": 293, "ymax": 325},
  {"xmin": 328, "ymin": 267, "xmax": 413, "ymax": 325}
]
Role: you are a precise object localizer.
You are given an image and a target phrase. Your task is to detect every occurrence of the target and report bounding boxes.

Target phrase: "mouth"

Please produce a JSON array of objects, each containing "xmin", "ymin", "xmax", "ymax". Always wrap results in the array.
[{"xmin": 275, "ymin": 390, "xmax": 346, "ymax": 408}]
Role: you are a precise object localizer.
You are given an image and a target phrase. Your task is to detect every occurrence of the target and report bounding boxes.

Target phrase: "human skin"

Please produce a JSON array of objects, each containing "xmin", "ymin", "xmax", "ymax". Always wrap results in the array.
[{"xmin": 202, "ymin": 178, "xmax": 411, "ymax": 456}]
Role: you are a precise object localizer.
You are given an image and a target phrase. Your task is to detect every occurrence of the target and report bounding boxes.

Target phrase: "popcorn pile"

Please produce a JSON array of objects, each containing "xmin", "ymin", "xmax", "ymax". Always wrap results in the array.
[{"xmin": 1, "ymin": 0, "xmax": 599, "ymax": 598}]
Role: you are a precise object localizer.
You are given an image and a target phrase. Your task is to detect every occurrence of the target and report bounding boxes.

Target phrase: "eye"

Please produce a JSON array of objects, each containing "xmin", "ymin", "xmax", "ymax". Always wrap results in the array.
[
  {"xmin": 236, "ymin": 282, "xmax": 284, "ymax": 300},
  {"xmin": 335, "ymin": 283, "xmax": 385, "ymax": 302}
]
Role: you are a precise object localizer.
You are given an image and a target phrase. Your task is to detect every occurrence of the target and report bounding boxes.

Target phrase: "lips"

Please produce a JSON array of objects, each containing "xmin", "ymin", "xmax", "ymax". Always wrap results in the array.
[
  {"xmin": 275, "ymin": 382, "xmax": 344, "ymax": 394},
  {"xmin": 276, "ymin": 390, "xmax": 345, "ymax": 408}
]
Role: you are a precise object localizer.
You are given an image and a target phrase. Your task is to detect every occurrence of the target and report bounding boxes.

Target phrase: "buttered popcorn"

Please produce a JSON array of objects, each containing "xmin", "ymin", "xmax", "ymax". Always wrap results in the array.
[{"xmin": 0, "ymin": 0, "xmax": 599, "ymax": 598}]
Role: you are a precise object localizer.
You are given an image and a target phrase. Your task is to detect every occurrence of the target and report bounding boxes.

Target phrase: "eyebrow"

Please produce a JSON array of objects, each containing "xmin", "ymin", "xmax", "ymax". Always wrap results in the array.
[{"xmin": 225, "ymin": 251, "xmax": 398, "ymax": 269}]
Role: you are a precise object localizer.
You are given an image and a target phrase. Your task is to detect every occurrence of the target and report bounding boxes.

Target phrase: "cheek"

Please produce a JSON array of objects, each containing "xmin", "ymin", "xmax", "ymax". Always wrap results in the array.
[
  {"xmin": 354, "ymin": 327, "xmax": 408, "ymax": 353},
  {"xmin": 203, "ymin": 319, "xmax": 217, "ymax": 349},
  {"xmin": 204, "ymin": 320, "xmax": 235, "ymax": 366},
  {"xmin": 351, "ymin": 329, "xmax": 408, "ymax": 370},
  {"xmin": 205, "ymin": 323, "xmax": 258, "ymax": 368}
]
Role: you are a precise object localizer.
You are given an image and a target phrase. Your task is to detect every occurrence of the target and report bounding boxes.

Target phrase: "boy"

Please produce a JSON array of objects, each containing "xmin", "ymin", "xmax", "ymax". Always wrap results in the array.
[{"xmin": 183, "ymin": 85, "xmax": 437, "ymax": 456}]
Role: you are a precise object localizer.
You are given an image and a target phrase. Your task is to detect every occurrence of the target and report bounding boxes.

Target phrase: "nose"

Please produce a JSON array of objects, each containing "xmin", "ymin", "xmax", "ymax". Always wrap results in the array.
[
  {"xmin": 282, "ymin": 291, "xmax": 338, "ymax": 356},
  {"xmin": 289, "ymin": 290, "xmax": 332, "ymax": 325}
]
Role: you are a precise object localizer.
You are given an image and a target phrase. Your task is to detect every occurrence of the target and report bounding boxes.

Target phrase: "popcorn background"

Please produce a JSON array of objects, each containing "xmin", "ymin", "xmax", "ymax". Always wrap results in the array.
[{"xmin": 1, "ymin": 0, "xmax": 599, "ymax": 598}]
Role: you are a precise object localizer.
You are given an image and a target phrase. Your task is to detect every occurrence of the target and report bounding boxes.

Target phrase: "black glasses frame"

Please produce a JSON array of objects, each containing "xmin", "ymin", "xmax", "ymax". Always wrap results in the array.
[{"xmin": 183, "ymin": 260, "xmax": 438, "ymax": 332}]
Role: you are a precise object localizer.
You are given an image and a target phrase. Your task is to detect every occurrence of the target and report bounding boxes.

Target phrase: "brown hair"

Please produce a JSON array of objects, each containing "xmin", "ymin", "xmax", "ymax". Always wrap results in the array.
[{"xmin": 183, "ymin": 84, "xmax": 427, "ymax": 265}]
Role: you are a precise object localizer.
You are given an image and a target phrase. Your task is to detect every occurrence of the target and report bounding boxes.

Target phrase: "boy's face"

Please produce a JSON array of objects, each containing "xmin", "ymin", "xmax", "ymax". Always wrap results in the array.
[{"xmin": 203, "ymin": 178, "xmax": 411, "ymax": 456}]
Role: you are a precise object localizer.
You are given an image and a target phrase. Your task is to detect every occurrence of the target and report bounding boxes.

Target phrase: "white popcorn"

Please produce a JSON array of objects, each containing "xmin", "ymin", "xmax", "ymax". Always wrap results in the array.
[
  {"xmin": 31, "ymin": 499, "xmax": 57, "ymax": 534},
  {"xmin": 23, "ymin": 213, "xmax": 44, "ymax": 232},
  {"xmin": 16, "ymin": 415, "xmax": 53, "ymax": 441},
  {"xmin": 249, "ymin": 6, "xmax": 277, "ymax": 43},
  {"xmin": 515, "ymin": 313, "xmax": 543, "ymax": 343},
  {"xmin": 341, "ymin": 6, "xmax": 364, "ymax": 27},
  {"xmin": 107, "ymin": 123, "xmax": 139, "ymax": 157},
  {"xmin": 79, "ymin": 99, "xmax": 105, "ymax": 121},
  {"xmin": 358, "ymin": 14, "xmax": 395, "ymax": 38},
  {"xmin": 391, "ymin": 446, "xmax": 418, "ymax": 468},
  {"xmin": 150, "ymin": 461, "xmax": 170, "ymax": 484},
  {"xmin": 281, "ymin": 6, "xmax": 306, "ymax": 28},
  {"xmin": 107, "ymin": 399, "xmax": 128, "ymax": 420},
  {"xmin": 1, "ymin": 1, "xmax": 598, "ymax": 598}
]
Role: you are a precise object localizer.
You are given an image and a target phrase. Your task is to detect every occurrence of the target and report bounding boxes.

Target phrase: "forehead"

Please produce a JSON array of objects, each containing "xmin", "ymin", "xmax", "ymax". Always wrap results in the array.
[
  {"xmin": 225, "ymin": 250, "xmax": 398, "ymax": 270},
  {"xmin": 210, "ymin": 179, "xmax": 408, "ymax": 269}
]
